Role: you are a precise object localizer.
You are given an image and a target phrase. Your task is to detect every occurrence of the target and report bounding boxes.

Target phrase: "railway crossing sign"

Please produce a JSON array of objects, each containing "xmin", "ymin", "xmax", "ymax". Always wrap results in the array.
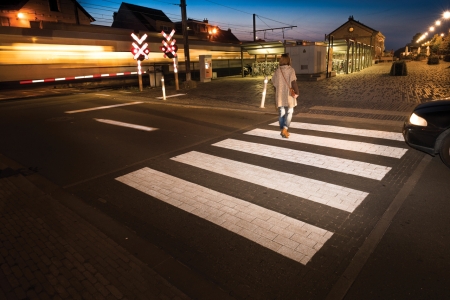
[
  {"xmin": 131, "ymin": 33, "xmax": 149, "ymax": 61},
  {"xmin": 160, "ymin": 29, "xmax": 178, "ymax": 59},
  {"xmin": 160, "ymin": 29, "xmax": 179, "ymax": 90},
  {"xmin": 130, "ymin": 32, "xmax": 149, "ymax": 91}
]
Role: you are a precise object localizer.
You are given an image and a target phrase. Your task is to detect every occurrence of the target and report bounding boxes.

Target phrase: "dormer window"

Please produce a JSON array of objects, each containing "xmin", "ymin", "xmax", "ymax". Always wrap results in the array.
[{"xmin": 49, "ymin": 0, "xmax": 60, "ymax": 12}]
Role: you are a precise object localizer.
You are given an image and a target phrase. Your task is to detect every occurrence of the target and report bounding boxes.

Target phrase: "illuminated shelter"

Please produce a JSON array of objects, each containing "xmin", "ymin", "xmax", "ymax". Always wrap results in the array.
[
  {"xmin": 326, "ymin": 16, "xmax": 383, "ymax": 74},
  {"xmin": 239, "ymin": 41, "xmax": 286, "ymax": 77}
]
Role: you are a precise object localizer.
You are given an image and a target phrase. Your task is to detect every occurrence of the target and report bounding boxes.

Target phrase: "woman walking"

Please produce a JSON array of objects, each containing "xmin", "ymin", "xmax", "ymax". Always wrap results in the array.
[{"xmin": 271, "ymin": 53, "xmax": 299, "ymax": 138}]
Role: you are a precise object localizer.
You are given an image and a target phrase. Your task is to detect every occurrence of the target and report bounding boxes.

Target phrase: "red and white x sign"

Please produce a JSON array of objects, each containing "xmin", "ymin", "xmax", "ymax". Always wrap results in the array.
[{"xmin": 131, "ymin": 33, "xmax": 149, "ymax": 61}]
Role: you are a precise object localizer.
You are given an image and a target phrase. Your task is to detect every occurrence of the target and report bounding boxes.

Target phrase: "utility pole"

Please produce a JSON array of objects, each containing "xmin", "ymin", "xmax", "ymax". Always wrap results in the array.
[
  {"xmin": 253, "ymin": 14, "xmax": 256, "ymax": 41},
  {"xmin": 180, "ymin": 0, "xmax": 191, "ymax": 81}
]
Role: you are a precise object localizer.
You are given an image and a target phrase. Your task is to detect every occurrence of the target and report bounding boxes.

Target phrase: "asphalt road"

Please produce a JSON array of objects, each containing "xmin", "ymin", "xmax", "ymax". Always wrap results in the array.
[{"xmin": 2, "ymin": 88, "xmax": 449, "ymax": 299}]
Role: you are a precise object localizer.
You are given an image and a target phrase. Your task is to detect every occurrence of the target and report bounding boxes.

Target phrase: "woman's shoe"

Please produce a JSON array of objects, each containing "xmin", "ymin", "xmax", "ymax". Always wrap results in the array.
[{"xmin": 281, "ymin": 128, "xmax": 289, "ymax": 138}]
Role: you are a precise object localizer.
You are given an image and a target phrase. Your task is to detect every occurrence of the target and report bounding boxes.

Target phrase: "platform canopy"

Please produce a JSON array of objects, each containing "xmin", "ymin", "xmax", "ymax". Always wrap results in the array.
[{"xmin": 240, "ymin": 41, "xmax": 286, "ymax": 55}]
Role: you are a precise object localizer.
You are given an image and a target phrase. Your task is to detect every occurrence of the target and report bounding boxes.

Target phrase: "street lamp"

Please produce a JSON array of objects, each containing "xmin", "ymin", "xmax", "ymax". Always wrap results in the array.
[{"xmin": 443, "ymin": 11, "xmax": 450, "ymax": 19}]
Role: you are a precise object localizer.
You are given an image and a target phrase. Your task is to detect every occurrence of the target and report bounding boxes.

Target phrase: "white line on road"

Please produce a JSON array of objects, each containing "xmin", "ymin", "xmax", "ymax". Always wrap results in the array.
[
  {"xmin": 116, "ymin": 167, "xmax": 334, "ymax": 265},
  {"xmin": 94, "ymin": 119, "xmax": 158, "ymax": 132},
  {"xmin": 171, "ymin": 151, "xmax": 368, "ymax": 213},
  {"xmin": 246, "ymin": 128, "xmax": 407, "ymax": 159},
  {"xmin": 65, "ymin": 101, "xmax": 143, "ymax": 114},
  {"xmin": 270, "ymin": 122, "xmax": 404, "ymax": 141},
  {"xmin": 156, "ymin": 93, "xmax": 186, "ymax": 99},
  {"xmin": 213, "ymin": 139, "xmax": 391, "ymax": 180}
]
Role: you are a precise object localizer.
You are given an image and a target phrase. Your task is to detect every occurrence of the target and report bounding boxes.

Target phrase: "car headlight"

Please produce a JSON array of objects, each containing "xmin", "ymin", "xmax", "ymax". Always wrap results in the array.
[{"xmin": 409, "ymin": 113, "xmax": 428, "ymax": 126}]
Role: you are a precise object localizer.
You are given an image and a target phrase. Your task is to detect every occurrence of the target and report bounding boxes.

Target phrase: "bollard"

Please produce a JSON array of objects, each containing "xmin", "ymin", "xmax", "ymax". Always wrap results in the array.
[
  {"xmin": 161, "ymin": 78, "xmax": 166, "ymax": 100},
  {"xmin": 260, "ymin": 76, "xmax": 268, "ymax": 108}
]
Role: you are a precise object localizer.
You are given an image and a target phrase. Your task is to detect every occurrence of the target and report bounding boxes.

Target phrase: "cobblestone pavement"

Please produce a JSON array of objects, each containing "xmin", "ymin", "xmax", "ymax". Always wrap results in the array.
[
  {"xmin": 107, "ymin": 60, "xmax": 450, "ymax": 117},
  {"xmin": 0, "ymin": 59, "xmax": 449, "ymax": 299}
]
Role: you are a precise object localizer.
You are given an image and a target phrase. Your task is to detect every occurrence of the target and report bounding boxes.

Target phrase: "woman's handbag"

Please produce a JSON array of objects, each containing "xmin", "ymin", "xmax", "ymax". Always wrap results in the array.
[{"xmin": 281, "ymin": 68, "xmax": 296, "ymax": 97}]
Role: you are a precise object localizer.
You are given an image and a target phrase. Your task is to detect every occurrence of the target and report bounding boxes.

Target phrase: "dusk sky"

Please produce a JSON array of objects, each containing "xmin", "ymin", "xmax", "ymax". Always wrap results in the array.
[{"xmin": 79, "ymin": 0, "xmax": 450, "ymax": 51}]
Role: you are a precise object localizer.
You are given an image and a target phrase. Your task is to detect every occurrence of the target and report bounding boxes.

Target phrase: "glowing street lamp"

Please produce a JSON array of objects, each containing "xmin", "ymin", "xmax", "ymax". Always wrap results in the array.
[{"xmin": 443, "ymin": 11, "xmax": 450, "ymax": 19}]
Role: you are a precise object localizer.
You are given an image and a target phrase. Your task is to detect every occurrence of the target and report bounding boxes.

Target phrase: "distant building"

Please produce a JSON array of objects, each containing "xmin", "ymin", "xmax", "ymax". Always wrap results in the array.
[
  {"xmin": 174, "ymin": 18, "xmax": 240, "ymax": 44},
  {"xmin": 111, "ymin": 2, "xmax": 174, "ymax": 33},
  {"xmin": 0, "ymin": 0, "xmax": 94, "ymax": 28},
  {"xmin": 327, "ymin": 16, "xmax": 385, "ymax": 74}
]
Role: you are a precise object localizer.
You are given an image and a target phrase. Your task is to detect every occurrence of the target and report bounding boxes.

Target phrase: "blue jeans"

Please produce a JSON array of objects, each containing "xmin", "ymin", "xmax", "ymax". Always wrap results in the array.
[{"xmin": 278, "ymin": 106, "xmax": 293, "ymax": 129}]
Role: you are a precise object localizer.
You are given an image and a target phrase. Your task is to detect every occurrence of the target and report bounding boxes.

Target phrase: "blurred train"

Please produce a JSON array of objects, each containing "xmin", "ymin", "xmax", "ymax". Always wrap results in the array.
[{"xmin": 0, "ymin": 24, "xmax": 258, "ymax": 88}]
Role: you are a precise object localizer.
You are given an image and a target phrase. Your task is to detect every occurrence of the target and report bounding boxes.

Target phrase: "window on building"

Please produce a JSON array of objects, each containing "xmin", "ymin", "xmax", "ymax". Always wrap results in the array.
[
  {"xmin": 49, "ymin": 0, "xmax": 60, "ymax": 12},
  {"xmin": 0, "ymin": 17, "xmax": 10, "ymax": 26}
]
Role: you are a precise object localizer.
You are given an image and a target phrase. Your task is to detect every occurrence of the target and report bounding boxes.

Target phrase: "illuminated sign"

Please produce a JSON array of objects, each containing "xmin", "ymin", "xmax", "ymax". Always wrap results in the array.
[
  {"xmin": 160, "ymin": 30, "xmax": 178, "ymax": 59},
  {"xmin": 131, "ymin": 33, "xmax": 149, "ymax": 61}
]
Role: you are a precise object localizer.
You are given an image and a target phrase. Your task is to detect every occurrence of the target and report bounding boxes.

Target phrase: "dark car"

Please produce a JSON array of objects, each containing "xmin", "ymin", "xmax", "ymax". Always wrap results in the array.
[{"xmin": 403, "ymin": 99, "xmax": 450, "ymax": 168}]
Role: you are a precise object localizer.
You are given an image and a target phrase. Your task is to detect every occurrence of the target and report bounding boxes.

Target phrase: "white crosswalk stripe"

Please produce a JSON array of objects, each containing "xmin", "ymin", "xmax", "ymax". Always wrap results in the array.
[
  {"xmin": 171, "ymin": 151, "xmax": 368, "ymax": 213},
  {"xmin": 245, "ymin": 128, "xmax": 407, "ymax": 159},
  {"xmin": 116, "ymin": 167, "xmax": 334, "ymax": 265},
  {"xmin": 213, "ymin": 139, "xmax": 391, "ymax": 180},
  {"xmin": 270, "ymin": 122, "xmax": 404, "ymax": 141},
  {"xmin": 116, "ymin": 121, "xmax": 408, "ymax": 265}
]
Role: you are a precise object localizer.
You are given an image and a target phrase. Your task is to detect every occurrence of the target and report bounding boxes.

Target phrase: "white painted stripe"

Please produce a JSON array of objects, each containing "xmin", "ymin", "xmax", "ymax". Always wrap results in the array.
[
  {"xmin": 270, "ymin": 122, "xmax": 404, "ymax": 141},
  {"xmin": 213, "ymin": 139, "xmax": 391, "ymax": 180},
  {"xmin": 95, "ymin": 94, "xmax": 111, "ymax": 96},
  {"xmin": 101, "ymin": 74, "xmax": 110, "ymax": 77},
  {"xmin": 55, "ymin": 78, "xmax": 66, "ymax": 81},
  {"xmin": 246, "ymin": 128, "xmax": 407, "ymax": 159},
  {"xmin": 65, "ymin": 101, "xmax": 143, "ymax": 114},
  {"xmin": 94, "ymin": 119, "xmax": 158, "ymax": 132},
  {"xmin": 156, "ymin": 93, "xmax": 186, "ymax": 99},
  {"xmin": 116, "ymin": 167, "xmax": 333, "ymax": 265},
  {"xmin": 172, "ymin": 151, "xmax": 368, "ymax": 213}
]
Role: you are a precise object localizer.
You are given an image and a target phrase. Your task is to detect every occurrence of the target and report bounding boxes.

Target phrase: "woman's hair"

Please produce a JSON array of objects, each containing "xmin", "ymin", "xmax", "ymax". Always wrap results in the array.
[{"xmin": 279, "ymin": 53, "xmax": 291, "ymax": 66}]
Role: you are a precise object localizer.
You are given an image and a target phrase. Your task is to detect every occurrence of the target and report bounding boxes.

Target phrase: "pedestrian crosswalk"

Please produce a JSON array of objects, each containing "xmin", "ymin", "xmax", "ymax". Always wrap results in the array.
[
  {"xmin": 246, "ymin": 128, "xmax": 406, "ymax": 158},
  {"xmin": 115, "ymin": 121, "xmax": 408, "ymax": 265}
]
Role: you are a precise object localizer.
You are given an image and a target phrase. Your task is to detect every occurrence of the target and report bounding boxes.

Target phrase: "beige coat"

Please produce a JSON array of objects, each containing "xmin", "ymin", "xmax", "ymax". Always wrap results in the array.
[{"xmin": 271, "ymin": 65, "xmax": 299, "ymax": 108}]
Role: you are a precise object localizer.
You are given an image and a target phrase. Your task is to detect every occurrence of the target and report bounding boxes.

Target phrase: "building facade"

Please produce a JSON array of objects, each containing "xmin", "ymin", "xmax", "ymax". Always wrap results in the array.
[
  {"xmin": 327, "ymin": 16, "xmax": 385, "ymax": 74},
  {"xmin": 0, "ymin": 0, "xmax": 94, "ymax": 28}
]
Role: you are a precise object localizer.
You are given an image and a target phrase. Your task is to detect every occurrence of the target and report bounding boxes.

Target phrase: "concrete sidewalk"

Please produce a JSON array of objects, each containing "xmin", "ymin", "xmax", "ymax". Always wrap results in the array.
[{"xmin": 1, "ymin": 60, "xmax": 450, "ymax": 299}]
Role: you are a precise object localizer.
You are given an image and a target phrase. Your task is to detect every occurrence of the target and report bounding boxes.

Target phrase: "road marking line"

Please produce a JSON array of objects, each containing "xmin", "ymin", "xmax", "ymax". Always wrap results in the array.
[
  {"xmin": 65, "ymin": 101, "xmax": 143, "ymax": 114},
  {"xmin": 94, "ymin": 119, "xmax": 158, "ymax": 132},
  {"xmin": 116, "ymin": 167, "xmax": 334, "ymax": 265},
  {"xmin": 270, "ymin": 122, "xmax": 404, "ymax": 141},
  {"xmin": 156, "ymin": 93, "xmax": 186, "ymax": 99},
  {"xmin": 95, "ymin": 93, "xmax": 111, "ymax": 96},
  {"xmin": 246, "ymin": 128, "xmax": 407, "ymax": 159},
  {"xmin": 213, "ymin": 139, "xmax": 391, "ymax": 180},
  {"xmin": 171, "ymin": 151, "xmax": 368, "ymax": 213}
]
